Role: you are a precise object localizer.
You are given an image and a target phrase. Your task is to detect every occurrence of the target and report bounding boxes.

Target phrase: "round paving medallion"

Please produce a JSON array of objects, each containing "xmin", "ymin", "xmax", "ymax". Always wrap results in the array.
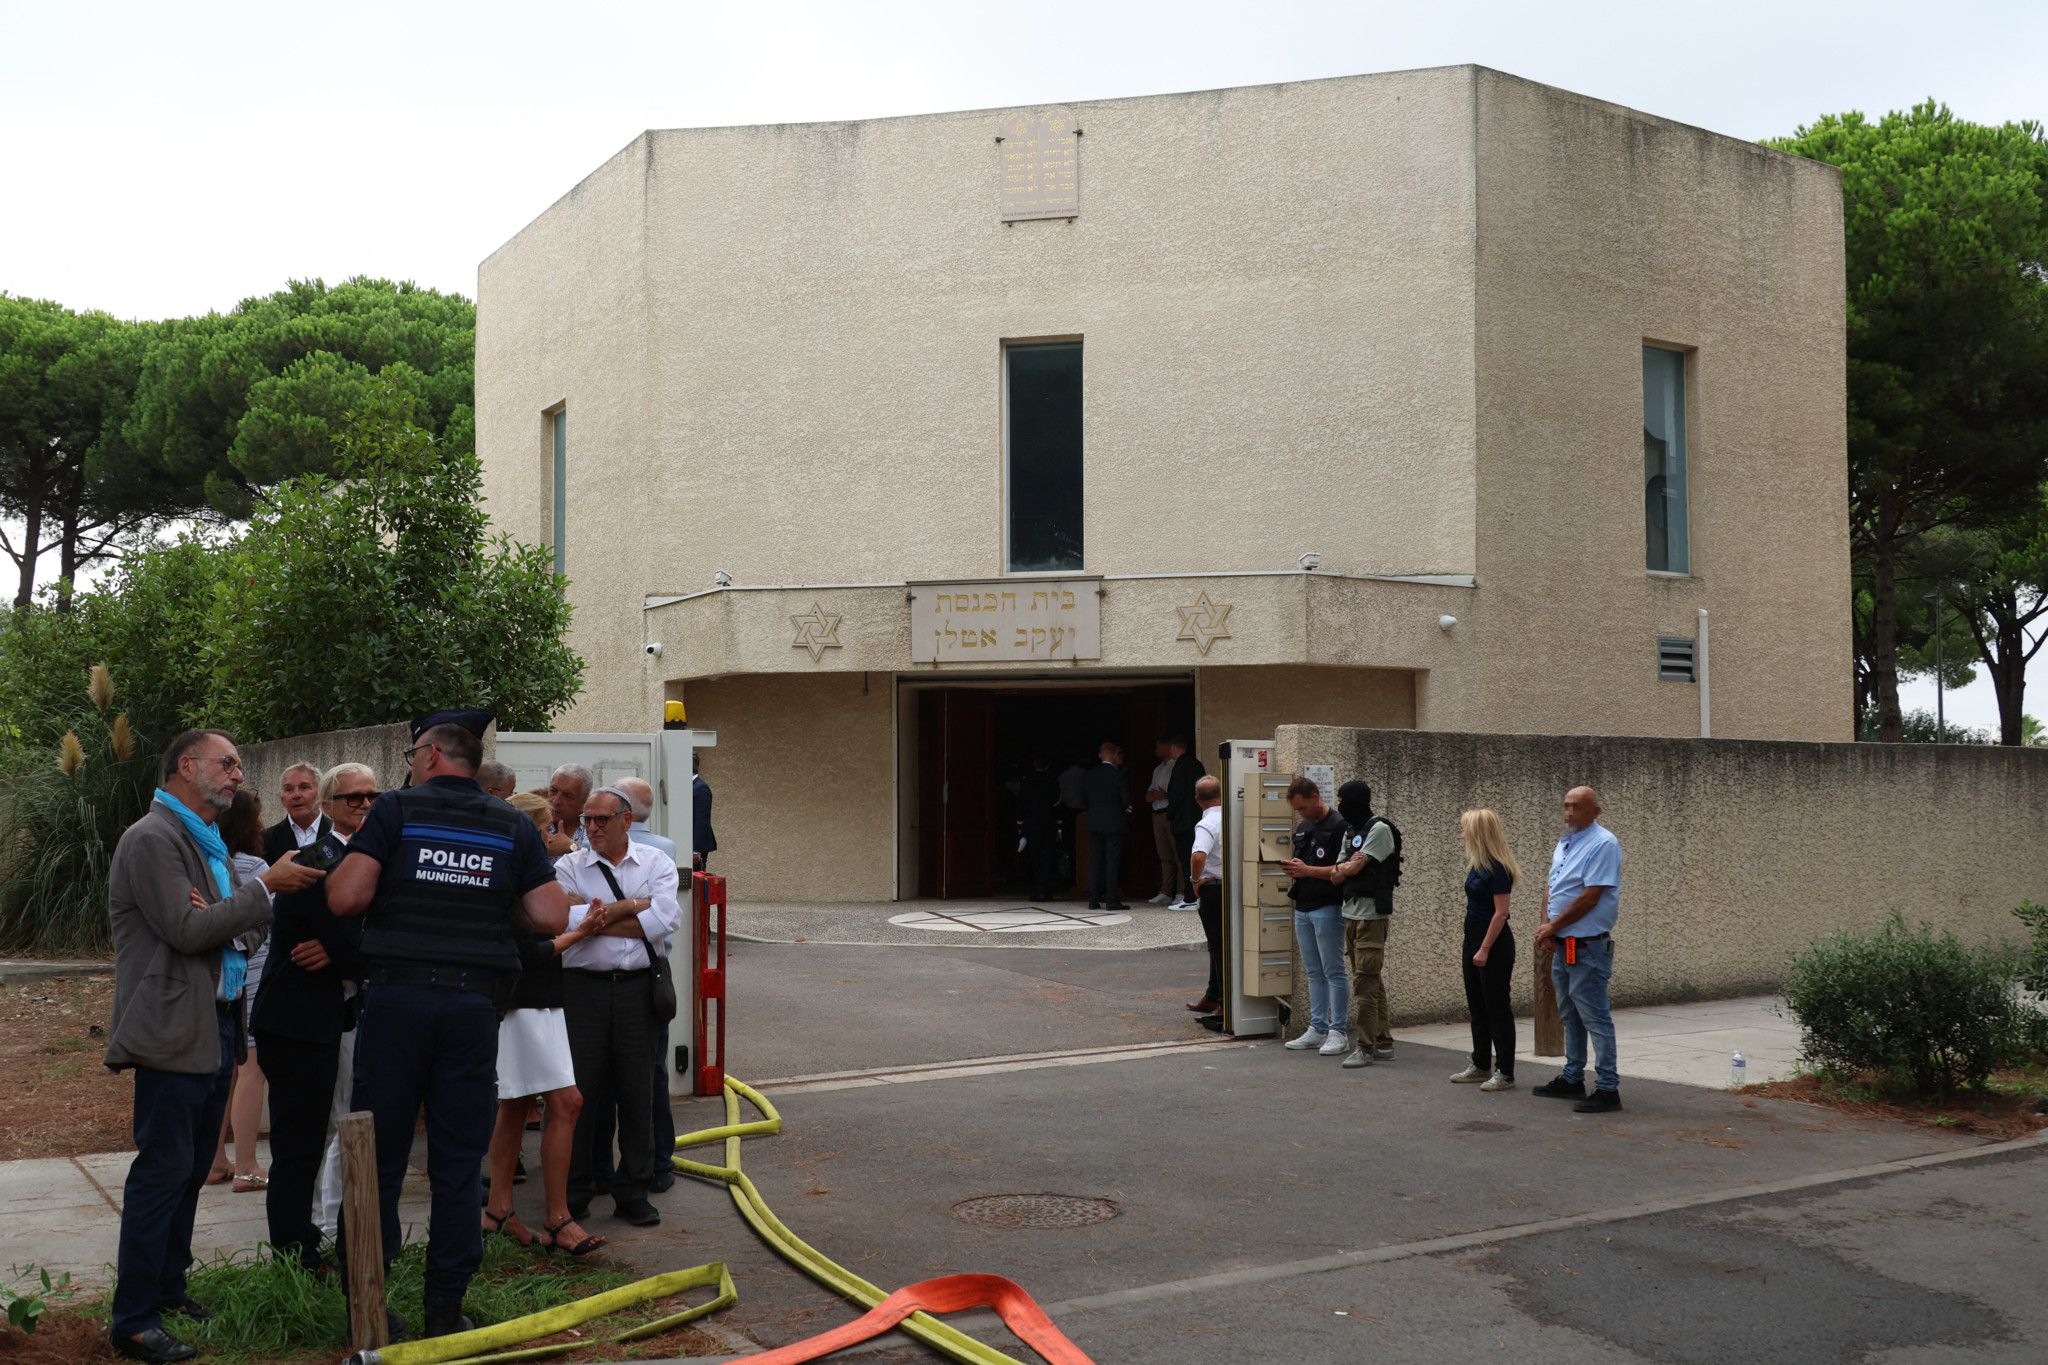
[{"xmin": 951, "ymin": 1193, "xmax": 1120, "ymax": 1230}]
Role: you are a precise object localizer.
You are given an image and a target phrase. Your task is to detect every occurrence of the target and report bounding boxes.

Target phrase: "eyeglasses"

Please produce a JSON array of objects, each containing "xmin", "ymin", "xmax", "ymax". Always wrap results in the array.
[
  {"xmin": 402, "ymin": 743, "xmax": 437, "ymax": 763},
  {"xmin": 580, "ymin": 812, "xmax": 619, "ymax": 828},
  {"xmin": 191, "ymin": 755, "xmax": 243, "ymax": 774},
  {"xmin": 334, "ymin": 791, "xmax": 381, "ymax": 807}
]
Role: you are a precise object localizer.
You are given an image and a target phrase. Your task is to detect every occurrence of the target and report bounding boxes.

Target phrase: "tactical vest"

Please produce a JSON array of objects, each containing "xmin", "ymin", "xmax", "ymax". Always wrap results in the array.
[{"xmin": 359, "ymin": 781, "xmax": 524, "ymax": 976}]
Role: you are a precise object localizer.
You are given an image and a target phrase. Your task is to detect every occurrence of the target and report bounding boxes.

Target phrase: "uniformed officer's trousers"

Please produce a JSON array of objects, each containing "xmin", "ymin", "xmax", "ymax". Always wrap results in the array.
[{"xmin": 346, "ymin": 982, "xmax": 498, "ymax": 1307}]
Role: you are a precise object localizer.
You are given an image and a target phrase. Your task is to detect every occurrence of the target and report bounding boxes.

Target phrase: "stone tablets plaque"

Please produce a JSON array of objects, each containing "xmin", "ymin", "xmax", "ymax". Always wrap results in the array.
[
  {"xmin": 910, "ymin": 578, "xmax": 1101, "ymax": 662},
  {"xmin": 998, "ymin": 116, "xmax": 1079, "ymax": 222}
]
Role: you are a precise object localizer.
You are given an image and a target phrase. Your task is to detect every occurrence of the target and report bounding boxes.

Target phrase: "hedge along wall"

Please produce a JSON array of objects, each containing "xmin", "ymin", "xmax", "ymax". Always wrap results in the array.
[
  {"xmin": 1271, "ymin": 726, "xmax": 2048, "ymax": 1026},
  {"xmin": 237, "ymin": 721, "xmax": 496, "ymax": 825}
]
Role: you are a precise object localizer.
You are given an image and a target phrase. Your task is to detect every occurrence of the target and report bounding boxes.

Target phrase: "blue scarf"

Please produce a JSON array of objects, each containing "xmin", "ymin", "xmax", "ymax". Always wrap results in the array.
[{"xmin": 156, "ymin": 787, "xmax": 246, "ymax": 1003}]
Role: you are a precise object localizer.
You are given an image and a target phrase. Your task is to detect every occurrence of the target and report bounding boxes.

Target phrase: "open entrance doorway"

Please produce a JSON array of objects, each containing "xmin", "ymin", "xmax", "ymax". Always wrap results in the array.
[{"xmin": 901, "ymin": 676, "xmax": 1195, "ymax": 900}]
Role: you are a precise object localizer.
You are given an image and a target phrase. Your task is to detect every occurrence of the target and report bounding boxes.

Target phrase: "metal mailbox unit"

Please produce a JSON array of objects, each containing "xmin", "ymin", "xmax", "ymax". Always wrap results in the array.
[{"xmin": 1215, "ymin": 738, "xmax": 1294, "ymax": 1038}]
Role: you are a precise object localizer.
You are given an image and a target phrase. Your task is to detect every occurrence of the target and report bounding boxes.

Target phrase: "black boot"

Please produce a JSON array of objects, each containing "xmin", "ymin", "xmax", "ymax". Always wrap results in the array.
[{"xmin": 423, "ymin": 1299, "xmax": 475, "ymax": 1339}]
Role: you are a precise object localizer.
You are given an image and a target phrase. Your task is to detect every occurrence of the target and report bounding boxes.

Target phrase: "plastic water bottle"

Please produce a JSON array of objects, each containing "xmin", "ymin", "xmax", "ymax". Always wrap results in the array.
[{"xmin": 1730, "ymin": 1050, "xmax": 1747, "ymax": 1088}]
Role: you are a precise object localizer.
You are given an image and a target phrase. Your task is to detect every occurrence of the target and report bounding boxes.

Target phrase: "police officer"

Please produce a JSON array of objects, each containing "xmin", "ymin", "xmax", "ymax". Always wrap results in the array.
[{"xmin": 327, "ymin": 710, "xmax": 567, "ymax": 1340}]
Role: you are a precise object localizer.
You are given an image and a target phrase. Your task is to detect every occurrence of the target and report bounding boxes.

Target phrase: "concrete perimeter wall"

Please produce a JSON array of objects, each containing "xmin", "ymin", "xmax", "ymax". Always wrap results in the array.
[
  {"xmin": 239, "ymin": 723, "xmax": 481, "ymax": 825},
  {"xmin": 1273, "ymin": 726, "xmax": 2048, "ymax": 1026}
]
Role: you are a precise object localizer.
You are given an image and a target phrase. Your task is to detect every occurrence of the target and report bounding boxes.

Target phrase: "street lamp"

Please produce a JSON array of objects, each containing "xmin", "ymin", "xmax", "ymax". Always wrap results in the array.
[{"xmin": 1924, "ymin": 591, "xmax": 1944, "ymax": 736}]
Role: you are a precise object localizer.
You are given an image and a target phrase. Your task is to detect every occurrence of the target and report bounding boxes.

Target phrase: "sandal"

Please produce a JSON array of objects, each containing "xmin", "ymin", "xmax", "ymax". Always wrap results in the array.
[
  {"xmin": 231, "ymin": 1172, "xmax": 268, "ymax": 1193},
  {"xmin": 542, "ymin": 1216, "xmax": 606, "ymax": 1258},
  {"xmin": 205, "ymin": 1166, "xmax": 233, "ymax": 1186},
  {"xmin": 482, "ymin": 1208, "xmax": 534, "ymax": 1246}
]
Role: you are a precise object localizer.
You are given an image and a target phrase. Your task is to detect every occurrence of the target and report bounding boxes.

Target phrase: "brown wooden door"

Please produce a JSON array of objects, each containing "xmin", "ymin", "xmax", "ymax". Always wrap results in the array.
[{"xmin": 915, "ymin": 691, "xmax": 995, "ymax": 898}]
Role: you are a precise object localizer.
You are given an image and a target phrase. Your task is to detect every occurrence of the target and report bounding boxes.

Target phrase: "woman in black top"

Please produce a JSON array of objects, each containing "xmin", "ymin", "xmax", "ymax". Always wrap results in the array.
[{"xmin": 1451, "ymin": 808, "xmax": 1520, "ymax": 1091}]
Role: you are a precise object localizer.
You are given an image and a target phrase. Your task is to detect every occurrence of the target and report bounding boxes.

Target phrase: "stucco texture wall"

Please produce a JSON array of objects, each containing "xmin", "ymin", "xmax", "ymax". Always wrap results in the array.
[
  {"xmin": 239, "ymin": 723, "xmax": 424, "ymax": 826},
  {"xmin": 1467, "ymin": 70, "xmax": 1852, "ymax": 742},
  {"xmin": 678, "ymin": 672, "xmax": 896, "ymax": 903},
  {"xmin": 1273, "ymin": 726, "xmax": 2048, "ymax": 1026}
]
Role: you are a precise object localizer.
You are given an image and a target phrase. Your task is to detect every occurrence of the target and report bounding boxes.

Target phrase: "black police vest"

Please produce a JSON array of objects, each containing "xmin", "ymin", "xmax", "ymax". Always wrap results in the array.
[{"xmin": 359, "ymin": 783, "xmax": 524, "ymax": 975}]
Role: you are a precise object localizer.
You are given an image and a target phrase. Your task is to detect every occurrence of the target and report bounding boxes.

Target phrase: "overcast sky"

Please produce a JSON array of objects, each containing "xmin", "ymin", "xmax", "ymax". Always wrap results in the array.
[{"xmin": 5, "ymin": 0, "xmax": 2044, "ymax": 727}]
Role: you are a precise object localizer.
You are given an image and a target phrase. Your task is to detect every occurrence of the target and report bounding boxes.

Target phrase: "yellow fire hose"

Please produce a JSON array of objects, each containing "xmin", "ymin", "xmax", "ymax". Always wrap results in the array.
[{"xmin": 346, "ymin": 1077, "xmax": 1030, "ymax": 1365}]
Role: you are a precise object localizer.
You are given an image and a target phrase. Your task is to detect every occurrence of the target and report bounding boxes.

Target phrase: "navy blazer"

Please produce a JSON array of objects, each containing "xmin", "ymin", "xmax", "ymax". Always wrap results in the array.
[
  {"xmin": 1084, "ymin": 762, "xmax": 1131, "ymax": 835},
  {"xmin": 249, "ymin": 882, "xmax": 363, "ymax": 1049},
  {"xmin": 692, "ymin": 774, "xmax": 717, "ymax": 855}
]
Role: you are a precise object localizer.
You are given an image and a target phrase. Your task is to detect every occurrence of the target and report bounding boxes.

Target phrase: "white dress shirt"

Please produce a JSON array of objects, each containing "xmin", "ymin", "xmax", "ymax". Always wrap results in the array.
[
  {"xmin": 556, "ymin": 840, "xmax": 682, "ymax": 970},
  {"xmin": 1192, "ymin": 805, "xmax": 1224, "ymax": 883},
  {"xmin": 289, "ymin": 814, "xmax": 323, "ymax": 848},
  {"xmin": 1149, "ymin": 759, "xmax": 1174, "ymax": 812}
]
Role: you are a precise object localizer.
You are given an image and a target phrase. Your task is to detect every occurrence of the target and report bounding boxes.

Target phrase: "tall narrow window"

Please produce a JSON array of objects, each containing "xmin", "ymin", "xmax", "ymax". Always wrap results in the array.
[
  {"xmin": 1642, "ymin": 346, "xmax": 1689, "ymax": 573},
  {"xmin": 551, "ymin": 408, "xmax": 567, "ymax": 579},
  {"xmin": 1005, "ymin": 342, "xmax": 1083, "ymax": 572}
]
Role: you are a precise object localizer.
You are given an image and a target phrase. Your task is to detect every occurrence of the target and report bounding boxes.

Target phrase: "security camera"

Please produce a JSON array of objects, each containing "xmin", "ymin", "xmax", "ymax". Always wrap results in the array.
[
  {"xmin": 644, "ymin": 642, "xmax": 664, "ymax": 658},
  {"xmin": 1299, "ymin": 552, "xmax": 1321, "ymax": 571},
  {"xmin": 712, "ymin": 569, "xmax": 733, "ymax": 587}
]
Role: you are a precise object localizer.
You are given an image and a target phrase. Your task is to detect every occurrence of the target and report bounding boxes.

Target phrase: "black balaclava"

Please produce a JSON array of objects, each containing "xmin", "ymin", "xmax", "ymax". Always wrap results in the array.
[{"xmin": 1335, "ymin": 780, "xmax": 1374, "ymax": 829}]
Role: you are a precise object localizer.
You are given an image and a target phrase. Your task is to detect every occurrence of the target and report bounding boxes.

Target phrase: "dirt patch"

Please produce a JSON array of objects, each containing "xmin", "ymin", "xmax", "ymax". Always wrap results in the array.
[
  {"xmin": 1744, "ymin": 1070, "xmax": 2048, "ymax": 1142},
  {"xmin": 0, "ymin": 1310, "xmax": 120, "ymax": 1364},
  {"xmin": 0, "ymin": 974, "xmax": 131, "ymax": 1160}
]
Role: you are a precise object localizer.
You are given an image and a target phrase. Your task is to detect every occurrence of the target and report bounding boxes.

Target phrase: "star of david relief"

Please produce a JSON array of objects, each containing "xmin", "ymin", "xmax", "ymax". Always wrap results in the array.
[
  {"xmin": 1176, "ymin": 592, "xmax": 1233, "ymax": 656},
  {"xmin": 790, "ymin": 602, "xmax": 844, "ymax": 664}
]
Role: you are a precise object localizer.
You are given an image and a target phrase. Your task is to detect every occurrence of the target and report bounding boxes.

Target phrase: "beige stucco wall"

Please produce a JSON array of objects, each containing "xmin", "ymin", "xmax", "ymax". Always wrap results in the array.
[
  {"xmin": 1272, "ymin": 726, "xmax": 2048, "ymax": 1026},
  {"xmin": 1197, "ymin": 665, "xmax": 1415, "ymax": 764},
  {"xmin": 240, "ymin": 722, "xmax": 425, "ymax": 824},
  {"xmin": 1464, "ymin": 69, "xmax": 1852, "ymax": 742}
]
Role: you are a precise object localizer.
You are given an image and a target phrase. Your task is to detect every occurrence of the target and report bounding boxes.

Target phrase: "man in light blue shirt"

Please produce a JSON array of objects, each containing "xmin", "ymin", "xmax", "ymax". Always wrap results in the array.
[{"xmin": 1533, "ymin": 786, "xmax": 1623, "ymax": 1113}]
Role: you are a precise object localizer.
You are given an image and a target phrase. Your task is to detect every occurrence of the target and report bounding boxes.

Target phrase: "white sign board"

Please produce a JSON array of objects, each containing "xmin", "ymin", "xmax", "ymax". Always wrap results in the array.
[
  {"xmin": 909, "ymin": 578, "xmax": 1101, "ymax": 663},
  {"xmin": 1303, "ymin": 764, "xmax": 1337, "ymax": 806}
]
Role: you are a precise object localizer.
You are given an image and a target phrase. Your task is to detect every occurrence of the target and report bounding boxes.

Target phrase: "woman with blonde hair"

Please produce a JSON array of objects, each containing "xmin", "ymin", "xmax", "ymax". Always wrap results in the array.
[{"xmin": 1452, "ymin": 808, "xmax": 1520, "ymax": 1091}]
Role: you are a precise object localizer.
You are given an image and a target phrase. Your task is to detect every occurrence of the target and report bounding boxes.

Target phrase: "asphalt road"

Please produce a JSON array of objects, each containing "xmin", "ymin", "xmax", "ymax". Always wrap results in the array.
[{"xmin": 584, "ymin": 939, "xmax": 2047, "ymax": 1363}]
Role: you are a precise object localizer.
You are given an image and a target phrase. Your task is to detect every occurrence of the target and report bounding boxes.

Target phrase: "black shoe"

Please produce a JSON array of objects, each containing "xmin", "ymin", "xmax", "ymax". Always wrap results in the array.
[
  {"xmin": 649, "ymin": 1169, "xmax": 676, "ymax": 1193},
  {"xmin": 112, "ymin": 1327, "xmax": 198, "ymax": 1363},
  {"xmin": 1088, "ymin": 900, "xmax": 1102, "ymax": 909},
  {"xmin": 614, "ymin": 1197, "xmax": 661, "ymax": 1227},
  {"xmin": 422, "ymin": 1301, "xmax": 474, "ymax": 1339},
  {"xmin": 160, "ymin": 1296, "xmax": 213, "ymax": 1324},
  {"xmin": 1573, "ymin": 1088, "xmax": 1622, "ymax": 1114},
  {"xmin": 1531, "ymin": 1075, "xmax": 1587, "ymax": 1100},
  {"xmin": 1105, "ymin": 901, "xmax": 1129, "ymax": 910}
]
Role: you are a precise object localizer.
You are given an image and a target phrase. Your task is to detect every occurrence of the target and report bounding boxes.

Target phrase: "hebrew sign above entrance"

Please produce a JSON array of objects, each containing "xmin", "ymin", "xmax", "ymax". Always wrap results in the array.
[{"xmin": 909, "ymin": 577, "xmax": 1101, "ymax": 663}]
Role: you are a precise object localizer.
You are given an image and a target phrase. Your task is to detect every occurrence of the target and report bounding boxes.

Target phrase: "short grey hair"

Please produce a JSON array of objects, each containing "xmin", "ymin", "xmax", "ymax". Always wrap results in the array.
[
  {"xmin": 550, "ymin": 763, "xmax": 595, "ymax": 797},
  {"xmin": 320, "ymin": 762, "xmax": 376, "ymax": 803},
  {"xmin": 280, "ymin": 760, "xmax": 321, "ymax": 787},
  {"xmin": 476, "ymin": 758, "xmax": 515, "ymax": 792}
]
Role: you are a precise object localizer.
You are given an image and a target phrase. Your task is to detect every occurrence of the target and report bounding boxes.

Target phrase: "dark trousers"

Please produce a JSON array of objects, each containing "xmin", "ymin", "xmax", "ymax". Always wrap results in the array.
[
  {"xmin": 112, "ymin": 1008, "xmax": 234, "ymax": 1338},
  {"xmin": 346, "ymin": 982, "xmax": 498, "ymax": 1306},
  {"xmin": 1024, "ymin": 823, "xmax": 1057, "ymax": 900},
  {"xmin": 563, "ymin": 969, "xmax": 656, "ymax": 1207},
  {"xmin": 1088, "ymin": 832, "xmax": 1125, "ymax": 905},
  {"xmin": 1461, "ymin": 921, "xmax": 1517, "ymax": 1075},
  {"xmin": 590, "ymin": 1035, "xmax": 676, "ymax": 1191},
  {"xmin": 1172, "ymin": 827, "xmax": 1197, "ymax": 900},
  {"xmin": 256, "ymin": 1031, "xmax": 341, "ymax": 1273},
  {"xmin": 1196, "ymin": 881, "xmax": 1223, "ymax": 1002}
]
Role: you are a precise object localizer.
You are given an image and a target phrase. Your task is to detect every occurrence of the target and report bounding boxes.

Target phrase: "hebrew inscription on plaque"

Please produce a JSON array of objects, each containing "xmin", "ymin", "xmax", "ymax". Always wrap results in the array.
[
  {"xmin": 909, "ymin": 578, "xmax": 1101, "ymax": 662},
  {"xmin": 998, "ymin": 116, "xmax": 1079, "ymax": 222}
]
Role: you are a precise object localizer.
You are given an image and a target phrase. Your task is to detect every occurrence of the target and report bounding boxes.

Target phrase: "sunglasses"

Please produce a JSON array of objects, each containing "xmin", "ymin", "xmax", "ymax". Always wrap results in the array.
[
  {"xmin": 580, "ymin": 812, "xmax": 620, "ymax": 827},
  {"xmin": 333, "ymin": 791, "xmax": 381, "ymax": 807}
]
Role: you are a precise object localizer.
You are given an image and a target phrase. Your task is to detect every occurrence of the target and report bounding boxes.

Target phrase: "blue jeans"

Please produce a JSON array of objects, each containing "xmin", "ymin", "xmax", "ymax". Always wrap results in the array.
[
  {"xmin": 348, "ymin": 983, "xmax": 499, "ymax": 1306},
  {"xmin": 1293, "ymin": 905, "xmax": 1349, "ymax": 1034},
  {"xmin": 1551, "ymin": 936, "xmax": 1618, "ymax": 1093},
  {"xmin": 112, "ymin": 1009, "xmax": 234, "ymax": 1339}
]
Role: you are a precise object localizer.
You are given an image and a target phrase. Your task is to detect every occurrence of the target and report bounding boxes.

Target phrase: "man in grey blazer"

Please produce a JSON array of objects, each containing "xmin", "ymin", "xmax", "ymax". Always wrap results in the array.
[{"xmin": 104, "ymin": 728, "xmax": 325, "ymax": 1364}]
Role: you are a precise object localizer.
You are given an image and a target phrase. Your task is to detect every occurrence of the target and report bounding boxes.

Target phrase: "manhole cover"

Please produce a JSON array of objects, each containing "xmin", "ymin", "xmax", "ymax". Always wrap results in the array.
[{"xmin": 952, "ymin": 1194, "xmax": 1120, "ymax": 1230}]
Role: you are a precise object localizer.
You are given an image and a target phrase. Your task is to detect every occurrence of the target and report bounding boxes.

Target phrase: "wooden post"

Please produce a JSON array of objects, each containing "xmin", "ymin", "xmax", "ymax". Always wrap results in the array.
[{"xmin": 339, "ymin": 1111, "xmax": 388, "ymax": 1351}]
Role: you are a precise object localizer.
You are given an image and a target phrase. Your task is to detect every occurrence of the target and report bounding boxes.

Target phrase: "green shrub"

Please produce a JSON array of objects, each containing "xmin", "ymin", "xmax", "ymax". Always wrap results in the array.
[
  {"xmin": 1782, "ymin": 913, "xmax": 2033, "ymax": 1095},
  {"xmin": 2016, "ymin": 900, "xmax": 2048, "ymax": 999}
]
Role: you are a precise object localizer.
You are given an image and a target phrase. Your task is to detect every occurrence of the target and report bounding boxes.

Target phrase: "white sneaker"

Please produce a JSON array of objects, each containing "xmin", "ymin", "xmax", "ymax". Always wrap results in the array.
[
  {"xmin": 1284, "ymin": 1028, "xmax": 1329, "ymax": 1051},
  {"xmin": 1449, "ymin": 1064, "xmax": 1488, "ymax": 1083},
  {"xmin": 1169, "ymin": 898, "xmax": 1196, "ymax": 911},
  {"xmin": 1318, "ymin": 1031, "xmax": 1351, "ymax": 1057},
  {"xmin": 1148, "ymin": 893, "xmax": 1173, "ymax": 906},
  {"xmin": 1480, "ymin": 1071, "xmax": 1516, "ymax": 1092}
]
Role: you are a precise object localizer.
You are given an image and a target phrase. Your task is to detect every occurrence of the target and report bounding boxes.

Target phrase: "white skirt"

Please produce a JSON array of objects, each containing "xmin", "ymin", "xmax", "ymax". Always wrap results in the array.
[{"xmin": 496, "ymin": 1007, "xmax": 577, "ymax": 1100}]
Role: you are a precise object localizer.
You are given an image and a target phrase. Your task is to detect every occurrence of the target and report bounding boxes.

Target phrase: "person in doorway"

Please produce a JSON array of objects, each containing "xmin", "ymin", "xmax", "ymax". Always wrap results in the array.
[
  {"xmin": 554, "ymin": 787, "xmax": 682, "ymax": 1228},
  {"xmin": 261, "ymin": 761, "xmax": 327, "ymax": 862},
  {"xmin": 1016, "ymin": 753, "xmax": 1062, "ymax": 903},
  {"xmin": 104, "ymin": 729, "xmax": 325, "ymax": 1365},
  {"xmin": 327, "ymin": 710, "xmax": 567, "ymax": 1341},
  {"xmin": 1055, "ymin": 753, "xmax": 1089, "ymax": 895},
  {"xmin": 1186, "ymin": 775, "xmax": 1226, "ymax": 1014},
  {"xmin": 1083, "ymin": 741, "xmax": 1130, "ymax": 910},
  {"xmin": 1145, "ymin": 740, "xmax": 1177, "ymax": 905},
  {"xmin": 1164, "ymin": 736, "xmax": 1205, "ymax": 909},
  {"xmin": 1327, "ymin": 781, "xmax": 1398, "ymax": 1068},
  {"xmin": 1452, "ymin": 808, "xmax": 1519, "ymax": 1091},
  {"xmin": 1532, "ymin": 786, "xmax": 1623, "ymax": 1114},
  {"xmin": 545, "ymin": 763, "xmax": 594, "ymax": 861},
  {"xmin": 1278, "ymin": 777, "xmax": 1350, "ymax": 1057}
]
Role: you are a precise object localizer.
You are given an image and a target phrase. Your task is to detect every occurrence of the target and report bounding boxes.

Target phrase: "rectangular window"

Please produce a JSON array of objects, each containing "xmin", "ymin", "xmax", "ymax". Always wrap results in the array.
[
  {"xmin": 1005, "ymin": 341, "xmax": 1083, "ymax": 572},
  {"xmin": 551, "ymin": 408, "xmax": 567, "ymax": 579},
  {"xmin": 1643, "ymin": 346, "xmax": 1689, "ymax": 573}
]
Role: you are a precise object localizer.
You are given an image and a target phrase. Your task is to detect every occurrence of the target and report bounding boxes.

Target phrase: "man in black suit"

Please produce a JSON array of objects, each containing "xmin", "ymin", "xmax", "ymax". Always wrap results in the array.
[
  {"xmin": 1083, "ymin": 742, "xmax": 1131, "ymax": 910},
  {"xmin": 1164, "ymin": 736, "xmax": 1207, "ymax": 910},
  {"xmin": 262, "ymin": 762, "xmax": 329, "ymax": 861}
]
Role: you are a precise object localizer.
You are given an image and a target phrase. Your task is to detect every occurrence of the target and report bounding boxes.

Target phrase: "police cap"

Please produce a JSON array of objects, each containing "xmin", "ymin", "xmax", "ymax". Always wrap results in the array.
[{"xmin": 410, "ymin": 708, "xmax": 495, "ymax": 743}]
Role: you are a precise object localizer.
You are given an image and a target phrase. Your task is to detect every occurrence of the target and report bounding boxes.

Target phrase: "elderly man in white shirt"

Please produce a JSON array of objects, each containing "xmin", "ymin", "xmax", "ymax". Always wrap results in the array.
[{"xmin": 553, "ymin": 785, "xmax": 681, "ymax": 1229}]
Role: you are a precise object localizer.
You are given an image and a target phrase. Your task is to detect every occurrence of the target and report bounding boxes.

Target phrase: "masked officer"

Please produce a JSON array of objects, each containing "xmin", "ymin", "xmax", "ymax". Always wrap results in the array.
[{"xmin": 327, "ymin": 710, "xmax": 568, "ymax": 1341}]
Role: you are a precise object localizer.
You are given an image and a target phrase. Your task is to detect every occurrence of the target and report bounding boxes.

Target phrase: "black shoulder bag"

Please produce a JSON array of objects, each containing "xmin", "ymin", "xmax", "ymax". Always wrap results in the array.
[{"xmin": 593, "ymin": 861, "xmax": 679, "ymax": 1022}]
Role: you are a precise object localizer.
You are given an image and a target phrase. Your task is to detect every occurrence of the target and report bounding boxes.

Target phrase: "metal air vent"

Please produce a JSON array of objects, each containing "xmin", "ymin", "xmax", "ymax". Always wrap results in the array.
[{"xmin": 1657, "ymin": 636, "xmax": 1697, "ymax": 682}]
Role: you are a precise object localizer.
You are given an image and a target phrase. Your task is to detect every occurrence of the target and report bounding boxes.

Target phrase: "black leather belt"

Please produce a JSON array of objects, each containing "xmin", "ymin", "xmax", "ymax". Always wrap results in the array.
[
  {"xmin": 1565, "ymin": 932, "xmax": 1611, "ymax": 941},
  {"xmin": 368, "ymin": 965, "xmax": 501, "ymax": 994},
  {"xmin": 566, "ymin": 967, "xmax": 649, "ymax": 983}
]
